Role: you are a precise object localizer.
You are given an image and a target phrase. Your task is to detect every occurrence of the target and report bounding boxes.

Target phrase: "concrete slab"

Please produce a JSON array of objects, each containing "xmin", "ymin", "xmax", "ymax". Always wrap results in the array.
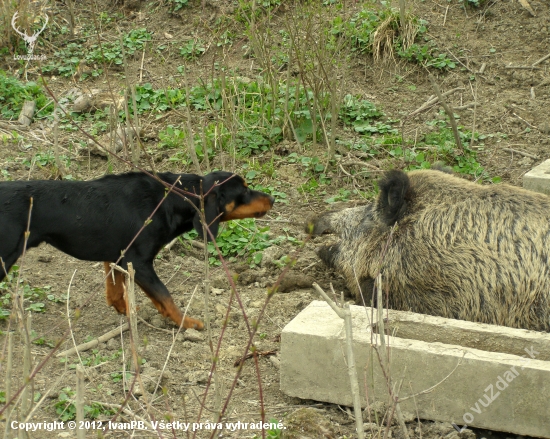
[
  {"xmin": 523, "ymin": 158, "xmax": 550, "ymax": 195},
  {"xmin": 280, "ymin": 301, "xmax": 550, "ymax": 438}
]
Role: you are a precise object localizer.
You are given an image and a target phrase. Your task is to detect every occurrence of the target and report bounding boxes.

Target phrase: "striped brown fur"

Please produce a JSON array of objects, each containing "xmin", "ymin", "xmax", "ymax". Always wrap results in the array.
[{"xmin": 308, "ymin": 169, "xmax": 550, "ymax": 331}]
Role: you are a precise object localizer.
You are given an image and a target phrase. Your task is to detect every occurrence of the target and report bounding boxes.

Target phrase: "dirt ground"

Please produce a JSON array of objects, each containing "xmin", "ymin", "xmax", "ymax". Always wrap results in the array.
[{"xmin": 0, "ymin": 0, "xmax": 549, "ymax": 437}]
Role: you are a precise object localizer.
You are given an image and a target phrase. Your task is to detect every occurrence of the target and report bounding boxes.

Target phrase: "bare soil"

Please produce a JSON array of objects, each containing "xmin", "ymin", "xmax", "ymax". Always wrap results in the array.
[{"xmin": 0, "ymin": 0, "xmax": 549, "ymax": 438}]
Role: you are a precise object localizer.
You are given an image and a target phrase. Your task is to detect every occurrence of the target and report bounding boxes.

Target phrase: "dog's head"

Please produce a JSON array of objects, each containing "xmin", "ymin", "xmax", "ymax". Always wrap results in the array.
[{"xmin": 192, "ymin": 171, "xmax": 275, "ymax": 241}]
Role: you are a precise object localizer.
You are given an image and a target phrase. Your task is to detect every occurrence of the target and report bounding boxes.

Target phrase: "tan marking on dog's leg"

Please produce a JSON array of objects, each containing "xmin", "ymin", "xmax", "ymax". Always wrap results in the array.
[
  {"xmin": 136, "ymin": 282, "xmax": 204, "ymax": 330},
  {"xmin": 104, "ymin": 262, "xmax": 127, "ymax": 314}
]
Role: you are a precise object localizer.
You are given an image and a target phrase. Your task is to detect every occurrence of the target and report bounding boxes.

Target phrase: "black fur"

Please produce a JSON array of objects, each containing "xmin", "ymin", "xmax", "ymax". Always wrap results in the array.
[
  {"xmin": 0, "ymin": 171, "xmax": 274, "ymax": 329},
  {"xmin": 376, "ymin": 170, "xmax": 411, "ymax": 226}
]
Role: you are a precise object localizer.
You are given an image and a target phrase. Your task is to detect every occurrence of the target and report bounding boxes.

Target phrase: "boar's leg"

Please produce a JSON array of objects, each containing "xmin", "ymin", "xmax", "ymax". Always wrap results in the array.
[
  {"xmin": 317, "ymin": 244, "xmax": 340, "ymax": 268},
  {"xmin": 357, "ymin": 277, "xmax": 376, "ymax": 307}
]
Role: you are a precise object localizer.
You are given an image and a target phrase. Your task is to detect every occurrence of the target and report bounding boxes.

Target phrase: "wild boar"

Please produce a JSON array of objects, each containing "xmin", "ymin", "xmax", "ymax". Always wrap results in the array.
[{"xmin": 308, "ymin": 169, "xmax": 550, "ymax": 331}]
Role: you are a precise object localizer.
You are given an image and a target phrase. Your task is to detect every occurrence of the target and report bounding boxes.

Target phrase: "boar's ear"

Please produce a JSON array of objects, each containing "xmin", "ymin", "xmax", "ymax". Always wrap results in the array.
[{"xmin": 377, "ymin": 170, "xmax": 410, "ymax": 226}]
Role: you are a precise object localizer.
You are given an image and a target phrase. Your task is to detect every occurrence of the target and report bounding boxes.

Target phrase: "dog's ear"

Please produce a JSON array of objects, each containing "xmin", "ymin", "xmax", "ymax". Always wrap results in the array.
[{"xmin": 193, "ymin": 179, "xmax": 222, "ymax": 242}]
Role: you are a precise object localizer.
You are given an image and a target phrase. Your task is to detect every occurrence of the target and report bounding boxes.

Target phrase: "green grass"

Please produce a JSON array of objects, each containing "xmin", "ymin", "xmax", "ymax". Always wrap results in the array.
[
  {"xmin": 182, "ymin": 218, "xmax": 289, "ymax": 267},
  {"xmin": 42, "ymin": 28, "xmax": 152, "ymax": 79},
  {"xmin": 332, "ymin": 6, "xmax": 455, "ymax": 70},
  {"xmin": 54, "ymin": 387, "xmax": 116, "ymax": 421},
  {"xmin": 0, "ymin": 265, "xmax": 63, "ymax": 319},
  {"xmin": 0, "ymin": 71, "xmax": 53, "ymax": 119}
]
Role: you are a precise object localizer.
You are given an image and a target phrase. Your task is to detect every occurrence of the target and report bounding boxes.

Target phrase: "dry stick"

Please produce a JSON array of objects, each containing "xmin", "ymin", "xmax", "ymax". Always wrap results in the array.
[
  {"xmin": 76, "ymin": 365, "xmax": 85, "ymax": 439},
  {"xmin": 398, "ymin": 354, "xmax": 464, "ymax": 402},
  {"xmin": 53, "ymin": 102, "xmax": 65, "ymax": 178},
  {"xmin": 14, "ymin": 200, "xmax": 35, "ymax": 435},
  {"xmin": 124, "ymin": 263, "xmax": 139, "ymax": 373},
  {"xmin": 532, "ymin": 52, "xmax": 550, "ymax": 67},
  {"xmin": 512, "ymin": 112, "xmax": 539, "ymax": 131},
  {"xmin": 374, "ymin": 276, "xmax": 409, "ymax": 439},
  {"xmin": 429, "ymin": 75, "xmax": 463, "ymax": 151},
  {"xmin": 198, "ymin": 182, "xmax": 223, "ymax": 419},
  {"xmin": 56, "ymin": 323, "xmax": 130, "ymax": 357},
  {"xmin": 3, "ymin": 332, "xmax": 14, "ymax": 439},
  {"xmin": 313, "ymin": 283, "xmax": 364, "ymax": 439},
  {"xmin": 23, "ymin": 372, "xmax": 69, "ymax": 423},
  {"xmin": 504, "ymin": 65, "xmax": 541, "ymax": 70},
  {"xmin": 20, "ymin": 314, "xmax": 32, "ymax": 438},
  {"xmin": 130, "ymin": 85, "xmax": 141, "ymax": 165},
  {"xmin": 398, "ymin": 0, "xmax": 406, "ymax": 32},
  {"xmin": 64, "ymin": 270, "xmax": 86, "ymax": 367},
  {"xmin": 284, "ymin": 57, "xmax": 302, "ymax": 148},
  {"xmin": 502, "ymin": 147, "xmax": 538, "ymax": 159},
  {"xmin": 139, "ymin": 48, "xmax": 146, "ymax": 83},
  {"xmin": 67, "ymin": 0, "xmax": 75, "ymax": 37},
  {"xmin": 469, "ymin": 80, "xmax": 478, "ymax": 148},
  {"xmin": 182, "ymin": 71, "xmax": 202, "ymax": 174},
  {"xmin": 407, "ymin": 87, "xmax": 464, "ymax": 118},
  {"xmin": 203, "ymin": 239, "xmax": 312, "ymax": 439},
  {"xmin": 443, "ymin": 5, "xmax": 449, "ymax": 25},
  {"xmin": 121, "ymin": 263, "xmax": 150, "ymax": 414}
]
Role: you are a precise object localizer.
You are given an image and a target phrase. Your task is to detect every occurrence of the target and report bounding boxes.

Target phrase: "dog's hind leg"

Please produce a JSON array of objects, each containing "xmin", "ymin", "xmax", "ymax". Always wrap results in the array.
[
  {"xmin": 103, "ymin": 262, "xmax": 127, "ymax": 314},
  {"xmin": 132, "ymin": 261, "xmax": 204, "ymax": 330}
]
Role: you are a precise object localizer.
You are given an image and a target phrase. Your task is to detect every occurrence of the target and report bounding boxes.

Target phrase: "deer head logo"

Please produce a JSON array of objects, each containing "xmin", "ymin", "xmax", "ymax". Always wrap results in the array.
[{"xmin": 11, "ymin": 11, "xmax": 48, "ymax": 55}]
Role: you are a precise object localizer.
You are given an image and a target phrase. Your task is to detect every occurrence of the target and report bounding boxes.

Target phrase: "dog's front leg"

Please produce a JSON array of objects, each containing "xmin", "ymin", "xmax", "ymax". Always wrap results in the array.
[
  {"xmin": 132, "ymin": 262, "xmax": 204, "ymax": 330},
  {"xmin": 103, "ymin": 262, "xmax": 128, "ymax": 314}
]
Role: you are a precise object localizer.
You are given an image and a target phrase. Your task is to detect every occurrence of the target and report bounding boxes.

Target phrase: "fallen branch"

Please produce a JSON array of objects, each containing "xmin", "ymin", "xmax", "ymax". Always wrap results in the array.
[
  {"xmin": 512, "ymin": 112, "xmax": 539, "ymax": 131},
  {"xmin": 164, "ymin": 237, "xmax": 205, "ymax": 251},
  {"xmin": 504, "ymin": 65, "xmax": 541, "ymax": 70},
  {"xmin": 233, "ymin": 349, "xmax": 278, "ymax": 367},
  {"xmin": 56, "ymin": 323, "xmax": 130, "ymax": 357},
  {"xmin": 407, "ymin": 87, "xmax": 464, "ymax": 118},
  {"xmin": 502, "ymin": 147, "xmax": 538, "ymax": 159},
  {"xmin": 454, "ymin": 102, "xmax": 476, "ymax": 110},
  {"xmin": 532, "ymin": 52, "xmax": 550, "ymax": 67}
]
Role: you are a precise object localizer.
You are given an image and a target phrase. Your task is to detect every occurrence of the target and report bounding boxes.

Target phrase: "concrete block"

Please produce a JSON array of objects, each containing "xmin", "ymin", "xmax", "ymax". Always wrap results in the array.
[
  {"xmin": 280, "ymin": 301, "xmax": 550, "ymax": 437},
  {"xmin": 523, "ymin": 158, "xmax": 550, "ymax": 195}
]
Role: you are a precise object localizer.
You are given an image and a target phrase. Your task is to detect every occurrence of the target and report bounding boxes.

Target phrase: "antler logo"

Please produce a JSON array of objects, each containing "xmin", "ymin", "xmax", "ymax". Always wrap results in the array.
[{"xmin": 11, "ymin": 11, "xmax": 48, "ymax": 57}]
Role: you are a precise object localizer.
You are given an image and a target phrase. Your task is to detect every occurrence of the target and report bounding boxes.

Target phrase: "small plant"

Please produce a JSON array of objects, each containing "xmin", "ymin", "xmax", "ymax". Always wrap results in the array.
[
  {"xmin": 0, "ymin": 265, "xmax": 53, "ymax": 316},
  {"xmin": 249, "ymin": 183, "xmax": 289, "ymax": 205},
  {"xmin": 333, "ymin": 6, "xmax": 454, "ymax": 70},
  {"xmin": 180, "ymin": 39, "xmax": 206, "ymax": 60},
  {"xmin": 463, "ymin": 0, "xmax": 484, "ymax": 8},
  {"xmin": 252, "ymin": 419, "xmax": 283, "ymax": 439},
  {"xmin": 110, "ymin": 371, "xmax": 132, "ymax": 383},
  {"xmin": 159, "ymin": 125, "xmax": 186, "ymax": 148},
  {"xmin": 54, "ymin": 388, "xmax": 115, "ymax": 421},
  {"xmin": 183, "ymin": 219, "xmax": 284, "ymax": 266},
  {"xmin": 60, "ymin": 349, "xmax": 122, "ymax": 369},
  {"xmin": 339, "ymin": 95, "xmax": 397, "ymax": 134},
  {"xmin": 169, "ymin": 0, "xmax": 189, "ymax": 12},
  {"xmin": 325, "ymin": 188, "xmax": 352, "ymax": 204},
  {"xmin": 43, "ymin": 29, "xmax": 152, "ymax": 78},
  {"xmin": 0, "ymin": 71, "xmax": 53, "ymax": 119}
]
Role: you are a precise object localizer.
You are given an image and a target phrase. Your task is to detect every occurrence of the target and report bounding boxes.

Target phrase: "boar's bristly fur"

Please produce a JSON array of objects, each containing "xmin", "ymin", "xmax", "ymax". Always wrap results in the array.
[{"xmin": 309, "ymin": 169, "xmax": 550, "ymax": 332}]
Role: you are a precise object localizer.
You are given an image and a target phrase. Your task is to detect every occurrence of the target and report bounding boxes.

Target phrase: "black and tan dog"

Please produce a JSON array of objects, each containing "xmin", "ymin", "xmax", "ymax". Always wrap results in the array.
[{"xmin": 0, "ymin": 171, "xmax": 275, "ymax": 329}]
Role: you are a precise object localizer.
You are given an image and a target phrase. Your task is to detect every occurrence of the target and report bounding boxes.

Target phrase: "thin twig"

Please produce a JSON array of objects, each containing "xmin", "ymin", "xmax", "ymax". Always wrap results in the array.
[
  {"xmin": 502, "ymin": 147, "xmax": 538, "ymax": 159},
  {"xmin": 532, "ymin": 52, "xmax": 550, "ymax": 67},
  {"xmin": 407, "ymin": 87, "xmax": 464, "ymax": 118},
  {"xmin": 56, "ymin": 323, "xmax": 130, "ymax": 357},
  {"xmin": 429, "ymin": 75, "xmax": 463, "ymax": 151}
]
